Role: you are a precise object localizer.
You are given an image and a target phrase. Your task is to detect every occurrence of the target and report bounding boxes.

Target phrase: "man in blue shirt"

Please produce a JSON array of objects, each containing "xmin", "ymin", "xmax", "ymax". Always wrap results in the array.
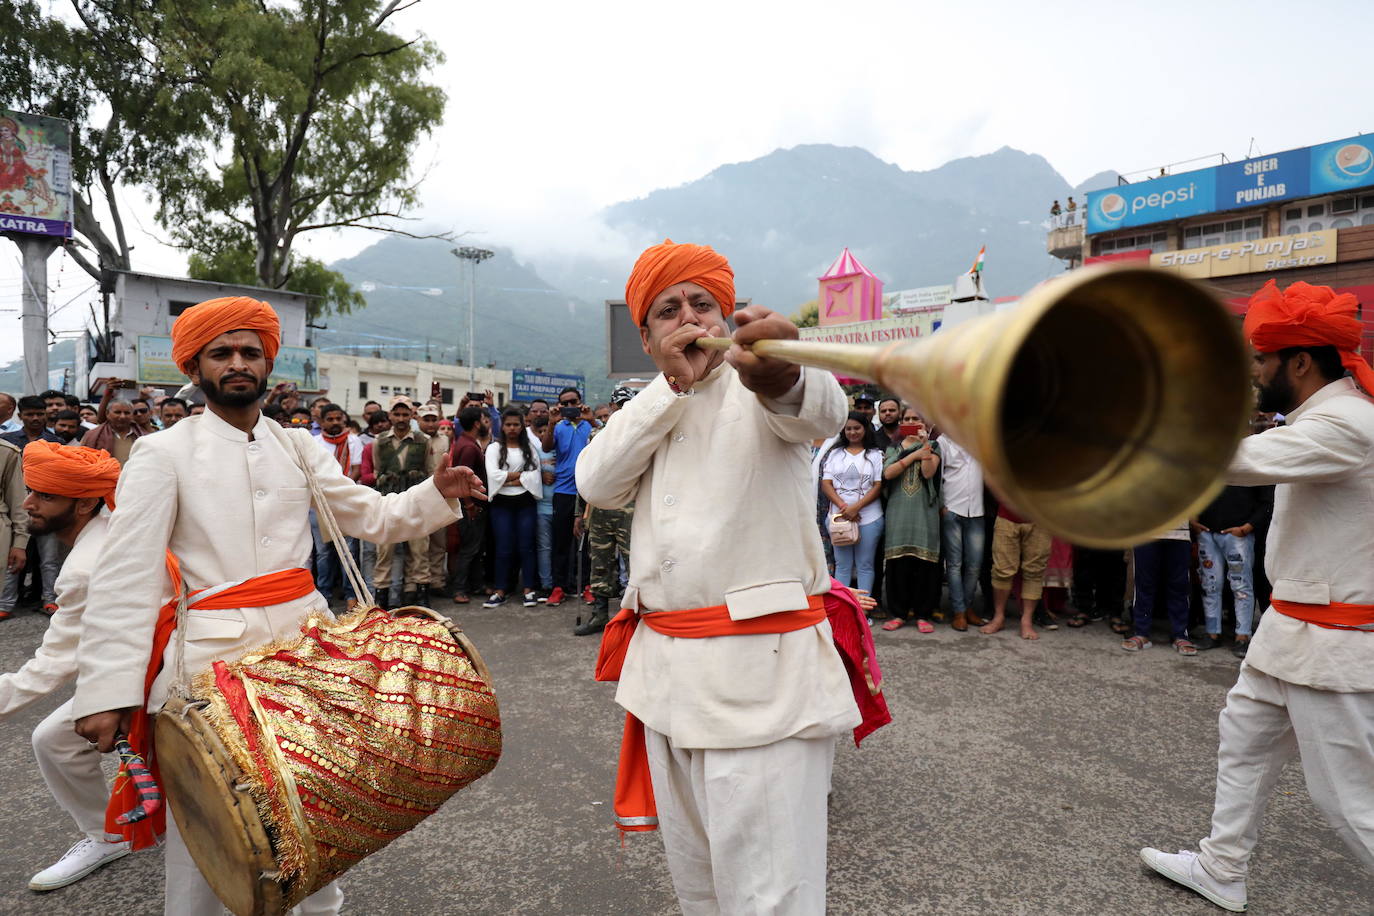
[{"xmin": 538, "ymin": 386, "xmax": 592, "ymax": 606}]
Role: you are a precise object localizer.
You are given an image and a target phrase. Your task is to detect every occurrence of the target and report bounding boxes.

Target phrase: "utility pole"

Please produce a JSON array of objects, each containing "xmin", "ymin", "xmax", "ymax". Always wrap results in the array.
[
  {"xmin": 451, "ymin": 246, "xmax": 494, "ymax": 390},
  {"xmin": 5, "ymin": 232, "xmax": 62, "ymax": 394}
]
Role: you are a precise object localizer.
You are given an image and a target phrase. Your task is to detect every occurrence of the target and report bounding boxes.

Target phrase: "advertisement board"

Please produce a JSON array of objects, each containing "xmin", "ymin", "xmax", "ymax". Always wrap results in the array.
[
  {"xmin": 1152, "ymin": 230, "xmax": 1336, "ymax": 279},
  {"xmin": 0, "ymin": 110, "xmax": 73, "ymax": 238},
  {"xmin": 1088, "ymin": 134, "xmax": 1374, "ymax": 233},
  {"xmin": 138, "ymin": 336, "xmax": 321, "ymax": 390},
  {"xmin": 799, "ymin": 315, "xmax": 927, "ymax": 345},
  {"xmin": 512, "ymin": 369, "xmax": 586, "ymax": 402},
  {"xmin": 887, "ymin": 284, "xmax": 953, "ymax": 312}
]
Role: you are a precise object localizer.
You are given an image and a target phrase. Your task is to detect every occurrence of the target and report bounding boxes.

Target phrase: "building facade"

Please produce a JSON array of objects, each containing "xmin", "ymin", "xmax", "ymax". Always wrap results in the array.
[
  {"xmin": 1052, "ymin": 134, "xmax": 1374, "ymax": 359},
  {"xmin": 317, "ymin": 353, "xmax": 511, "ymax": 416}
]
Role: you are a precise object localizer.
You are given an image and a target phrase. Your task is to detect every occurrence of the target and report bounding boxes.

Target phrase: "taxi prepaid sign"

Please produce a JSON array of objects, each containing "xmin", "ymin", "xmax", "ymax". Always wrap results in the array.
[{"xmin": 512, "ymin": 369, "xmax": 585, "ymax": 402}]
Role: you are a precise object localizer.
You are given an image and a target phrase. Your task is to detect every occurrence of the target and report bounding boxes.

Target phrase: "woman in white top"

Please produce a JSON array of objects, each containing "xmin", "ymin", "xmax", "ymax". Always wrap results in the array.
[
  {"xmin": 820, "ymin": 411, "xmax": 886, "ymax": 596},
  {"xmin": 484, "ymin": 407, "xmax": 543, "ymax": 607}
]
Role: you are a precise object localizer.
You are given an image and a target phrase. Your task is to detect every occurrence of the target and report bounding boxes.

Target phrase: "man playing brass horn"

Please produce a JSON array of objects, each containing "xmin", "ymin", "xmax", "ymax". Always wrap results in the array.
[
  {"xmin": 579, "ymin": 241, "xmax": 860, "ymax": 914},
  {"xmin": 70, "ymin": 296, "xmax": 485, "ymax": 916}
]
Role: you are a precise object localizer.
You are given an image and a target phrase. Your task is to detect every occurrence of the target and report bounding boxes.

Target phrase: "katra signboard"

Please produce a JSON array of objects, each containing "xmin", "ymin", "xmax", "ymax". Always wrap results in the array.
[{"xmin": 0, "ymin": 110, "xmax": 73, "ymax": 238}]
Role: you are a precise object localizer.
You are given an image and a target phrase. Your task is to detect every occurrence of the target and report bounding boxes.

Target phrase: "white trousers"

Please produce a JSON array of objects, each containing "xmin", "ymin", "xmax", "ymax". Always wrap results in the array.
[
  {"xmin": 644, "ymin": 727, "xmax": 834, "ymax": 916},
  {"xmin": 164, "ymin": 803, "xmax": 344, "ymax": 916},
  {"xmin": 1199, "ymin": 665, "xmax": 1374, "ymax": 882},
  {"xmin": 32, "ymin": 698, "xmax": 110, "ymax": 840}
]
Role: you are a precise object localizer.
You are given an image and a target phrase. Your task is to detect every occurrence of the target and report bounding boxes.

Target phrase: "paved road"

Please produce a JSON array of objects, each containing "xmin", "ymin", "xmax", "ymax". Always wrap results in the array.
[{"xmin": 0, "ymin": 602, "xmax": 1368, "ymax": 915}]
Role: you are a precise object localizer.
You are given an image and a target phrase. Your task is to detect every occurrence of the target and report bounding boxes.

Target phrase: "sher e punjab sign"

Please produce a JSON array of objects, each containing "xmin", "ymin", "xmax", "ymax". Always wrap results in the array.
[{"xmin": 1152, "ymin": 230, "xmax": 1336, "ymax": 279}]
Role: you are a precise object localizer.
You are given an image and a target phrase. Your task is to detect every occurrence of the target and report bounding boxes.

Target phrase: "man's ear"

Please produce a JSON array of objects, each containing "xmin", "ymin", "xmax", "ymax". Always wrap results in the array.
[
  {"xmin": 639, "ymin": 324, "xmax": 652, "ymax": 357},
  {"xmin": 264, "ymin": 357, "xmax": 275, "ymax": 379},
  {"xmin": 187, "ymin": 357, "xmax": 201, "ymax": 386},
  {"xmin": 75, "ymin": 495, "xmax": 101, "ymax": 519}
]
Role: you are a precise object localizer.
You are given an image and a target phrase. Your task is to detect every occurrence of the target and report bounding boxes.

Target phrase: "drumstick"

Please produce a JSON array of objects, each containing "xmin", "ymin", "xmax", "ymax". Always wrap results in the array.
[{"xmin": 113, "ymin": 737, "xmax": 164, "ymax": 825}]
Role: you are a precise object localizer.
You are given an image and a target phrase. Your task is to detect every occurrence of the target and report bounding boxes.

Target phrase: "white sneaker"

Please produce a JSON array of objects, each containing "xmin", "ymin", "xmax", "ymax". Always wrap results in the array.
[
  {"xmin": 1140, "ymin": 847, "xmax": 1247, "ymax": 912},
  {"xmin": 29, "ymin": 837, "xmax": 131, "ymax": 891},
  {"xmin": 523, "ymin": 591, "xmax": 538, "ymax": 607}
]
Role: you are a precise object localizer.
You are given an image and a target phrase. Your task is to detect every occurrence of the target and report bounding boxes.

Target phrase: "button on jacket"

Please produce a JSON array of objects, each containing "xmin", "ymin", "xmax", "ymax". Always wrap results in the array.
[
  {"xmin": 1227, "ymin": 378, "xmax": 1374, "ymax": 692},
  {"xmin": 74, "ymin": 409, "xmax": 463, "ymax": 717},
  {"xmin": 576, "ymin": 365, "xmax": 861, "ymax": 749}
]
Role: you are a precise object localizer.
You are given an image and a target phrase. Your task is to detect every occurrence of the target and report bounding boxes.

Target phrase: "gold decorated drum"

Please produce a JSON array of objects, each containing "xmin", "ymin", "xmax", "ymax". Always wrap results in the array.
[{"xmin": 155, "ymin": 606, "xmax": 501, "ymax": 916}]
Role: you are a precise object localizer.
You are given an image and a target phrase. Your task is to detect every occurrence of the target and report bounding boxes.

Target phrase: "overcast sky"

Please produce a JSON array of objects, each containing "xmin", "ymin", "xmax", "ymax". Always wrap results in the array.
[{"xmin": 3, "ymin": 0, "xmax": 1371, "ymax": 365}]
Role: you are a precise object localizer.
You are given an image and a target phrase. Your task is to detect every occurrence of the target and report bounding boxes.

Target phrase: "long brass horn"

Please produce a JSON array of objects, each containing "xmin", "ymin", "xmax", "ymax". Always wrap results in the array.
[{"xmin": 698, "ymin": 264, "xmax": 1252, "ymax": 548}]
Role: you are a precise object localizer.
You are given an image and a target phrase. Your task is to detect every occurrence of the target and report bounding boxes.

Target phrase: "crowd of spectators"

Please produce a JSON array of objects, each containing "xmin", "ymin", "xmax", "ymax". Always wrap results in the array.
[
  {"xmin": 810, "ymin": 389, "xmax": 1275, "ymax": 658},
  {"xmin": 0, "ymin": 376, "xmax": 1274, "ymax": 657}
]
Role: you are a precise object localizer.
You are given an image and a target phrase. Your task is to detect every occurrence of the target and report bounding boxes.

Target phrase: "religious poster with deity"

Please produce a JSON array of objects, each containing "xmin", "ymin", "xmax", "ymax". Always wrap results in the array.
[{"xmin": 0, "ymin": 109, "xmax": 73, "ymax": 238}]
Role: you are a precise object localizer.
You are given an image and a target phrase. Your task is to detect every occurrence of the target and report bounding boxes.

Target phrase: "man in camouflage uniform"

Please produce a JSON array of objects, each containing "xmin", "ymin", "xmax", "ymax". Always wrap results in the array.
[{"xmin": 573, "ymin": 387, "xmax": 635, "ymax": 636}]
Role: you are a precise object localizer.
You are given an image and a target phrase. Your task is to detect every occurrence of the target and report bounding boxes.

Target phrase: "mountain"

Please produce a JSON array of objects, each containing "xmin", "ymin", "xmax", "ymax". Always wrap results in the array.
[
  {"xmin": 538, "ymin": 144, "xmax": 1077, "ymax": 306},
  {"xmin": 0, "ymin": 339, "xmax": 76, "ymax": 399},
  {"xmin": 324, "ymin": 237, "xmax": 612, "ymax": 396}
]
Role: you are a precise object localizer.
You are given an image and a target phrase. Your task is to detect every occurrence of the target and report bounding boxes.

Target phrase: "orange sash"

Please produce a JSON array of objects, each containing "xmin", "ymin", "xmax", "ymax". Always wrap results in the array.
[
  {"xmin": 594, "ymin": 596, "xmax": 828, "ymax": 834},
  {"xmin": 107, "ymin": 560, "xmax": 317, "ymax": 849},
  {"xmin": 1272, "ymin": 598, "xmax": 1374, "ymax": 632}
]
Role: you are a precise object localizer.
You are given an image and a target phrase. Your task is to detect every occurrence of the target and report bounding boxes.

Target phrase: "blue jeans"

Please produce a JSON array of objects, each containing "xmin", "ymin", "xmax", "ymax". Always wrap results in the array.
[
  {"xmin": 941, "ymin": 512, "xmax": 985, "ymax": 613},
  {"xmin": 309, "ymin": 509, "xmax": 358, "ymax": 600},
  {"xmin": 491, "ymin": 495, "xmax": 538, "ymax": 593},
  {"xmin": 833, "ymin": 517, "xmax": 884, "ymax": 595},
  {"xmin": 1197, "ymin": 530, "xmax": 1255, "ymax": 637},
  {"xmin": 536, "ymin": 511, "xmax": 554, "ymax": 590}
]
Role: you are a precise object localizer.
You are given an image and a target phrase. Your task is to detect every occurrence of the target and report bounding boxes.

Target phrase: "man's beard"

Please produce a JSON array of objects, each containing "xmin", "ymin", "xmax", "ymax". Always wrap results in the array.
[
  {"xmin": 28, "ymin": 503, "xmax": 75, "ymax": 537},
  {"xmin": 1256, "ymin": 373, "xmax": 1295, "ymax": 413},
  {"xmin": 202, "ymin": 372, "xmax": 269, "ymax": 408}
]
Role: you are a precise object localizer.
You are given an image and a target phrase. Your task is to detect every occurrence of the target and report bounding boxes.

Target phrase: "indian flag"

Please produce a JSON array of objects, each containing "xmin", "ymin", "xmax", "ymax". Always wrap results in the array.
[{"xmin": 970, "ymin": 245, "xmax": 986, "ymax": 274}]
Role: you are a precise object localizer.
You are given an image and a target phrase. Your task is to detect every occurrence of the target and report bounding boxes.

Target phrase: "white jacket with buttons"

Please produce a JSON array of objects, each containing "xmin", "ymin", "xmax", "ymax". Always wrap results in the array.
[
  {"xmin": 73, "ymin": 409, "xmax": 461, "ymax": 718},
  {"xmin": 1228, "ymin": 378, "xmax": 1374, "ymax": 692},
  {"xmin": 576, "ymin": 365, "xmax": 860, "ymax": 749}
]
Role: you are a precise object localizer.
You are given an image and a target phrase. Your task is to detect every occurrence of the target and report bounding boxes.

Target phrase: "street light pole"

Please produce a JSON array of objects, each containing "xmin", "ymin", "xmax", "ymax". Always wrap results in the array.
[{"xmin": 451, "ymin": 246, "xmax": 494, "ymax": 391}]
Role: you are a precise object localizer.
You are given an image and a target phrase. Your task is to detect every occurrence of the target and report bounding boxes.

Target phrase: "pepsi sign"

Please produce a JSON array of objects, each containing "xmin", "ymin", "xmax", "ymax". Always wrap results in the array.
[{"xmin": 1086, "ymin": 171, "xmax": 1215, "ymax": 233}]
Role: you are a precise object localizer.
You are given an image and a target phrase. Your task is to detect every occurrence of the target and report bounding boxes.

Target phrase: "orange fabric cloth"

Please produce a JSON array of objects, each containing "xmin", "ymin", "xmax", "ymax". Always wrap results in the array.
[
  {"xmin": 107, "ymin": 561, "xmax": 316, "ymax": 849},
  {"xmin": 1244, "ymin": 279, "xmax": 1374, "ymax": 396},
  {"xmin": 321, "ymin": 429, "xmax": 353, "ymax": 477},
  {"xmin": 594, "ymin": 596, "xmax": 828, "ymax": 834},
  {"xmin": 624, "ymin": 240, "xmax": 736, "ymax": 326},
  {"xmin": 170, "ymin": 296, "xmax": 282, "ymax": 375},
  {"xmin": 1271, "ymin": 598, "xmax": 1374, "ymax": 631},
  {"xmin": 20, "ymin": 441, "xmax": 121, "ymax": 509}
]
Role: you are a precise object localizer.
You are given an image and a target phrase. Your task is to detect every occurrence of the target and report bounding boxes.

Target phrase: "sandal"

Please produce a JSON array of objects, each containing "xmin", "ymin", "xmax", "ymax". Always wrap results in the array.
[
  {"xmin": 1065, "ymin": 613, "xmax": 1090, "ymax": 628},
  {"xmin": 1109, "ymin": 617, "xmax": 1131, "ymax": 635},
  {"xmin": 916, "ymin": 619, "xmax": 935, "ymax": 634},
  {"xmin": 1173, "ymin": 638, "xmax": 1198, "ymax": 656},
  {"xmin": 1121, "ymin": 635, "xmax": 1152, "ymax": 652},
  {"xmin": 881, "ymin": 618, "xmax": 906, "ymax": 631}
]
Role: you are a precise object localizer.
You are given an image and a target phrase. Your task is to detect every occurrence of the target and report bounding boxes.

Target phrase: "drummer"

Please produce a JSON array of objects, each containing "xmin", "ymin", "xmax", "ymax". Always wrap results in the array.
[
  {"xmin": 71, "ymin": 296, "xmax": 485, "ymax": 916},
  {"xmin": 579, "ymin": 241, "xmax": 860, "ymax": 913},
  {"xmin": 0, "ymin": 443, "xmax": 129, "ymax": 891}
]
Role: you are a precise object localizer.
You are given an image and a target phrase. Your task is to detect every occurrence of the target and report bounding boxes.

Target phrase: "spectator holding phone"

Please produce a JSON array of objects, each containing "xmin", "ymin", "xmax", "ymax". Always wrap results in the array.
[
  {"xmin": 879, "ymin": 409, "xmax": 942, "ymax": 632},
  {"xmin": 538, "ymin": 386, "xmax": 593, "ymax": 607}
]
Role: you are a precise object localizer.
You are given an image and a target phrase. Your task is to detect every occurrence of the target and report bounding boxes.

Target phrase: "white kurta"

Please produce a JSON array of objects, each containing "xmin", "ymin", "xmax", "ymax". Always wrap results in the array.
[
  {"xmin": 1194, "ymin": 376, "xmax": 1374, "ymax": 883},
  {"xmin": 73, "ymin": 408, "xmax": 462, "ymax": 718},
  {"xmin": 1226, "ymin": 377, "xmax": 1374, "ymax": 692},
  {"xmin": 1, "ymin": 515, "xmax": 111, "ymax": 841},
  {"xmin": 0, "ymin": 515, "xmax": 107, "ymax": 716},
  {"xmin": 576, "ymin": 365, "xmax": 860, "ymax": 750}
]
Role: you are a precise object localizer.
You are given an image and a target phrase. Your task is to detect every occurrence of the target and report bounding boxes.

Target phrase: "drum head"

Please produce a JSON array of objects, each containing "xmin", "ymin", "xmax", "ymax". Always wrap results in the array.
[{"xmin": 156, "ymin": 698, "xmax": 287, "ymax": 916}]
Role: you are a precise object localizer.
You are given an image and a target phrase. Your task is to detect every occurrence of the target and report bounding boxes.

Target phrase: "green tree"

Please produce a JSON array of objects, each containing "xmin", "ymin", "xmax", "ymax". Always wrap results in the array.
[
  {"xmin": 150, "ymin": 0, "xmax": 447, "ymax": 313},
  {"xmin": 790, "ymin": 298, "xmax": 819, "ymax": 328}
]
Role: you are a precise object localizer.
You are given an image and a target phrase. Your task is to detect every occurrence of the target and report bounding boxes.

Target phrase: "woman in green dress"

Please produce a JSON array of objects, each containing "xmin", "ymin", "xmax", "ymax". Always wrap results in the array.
[{"xmin": 880, "ymin": 407, "xmax": 943, "ymax": 632}]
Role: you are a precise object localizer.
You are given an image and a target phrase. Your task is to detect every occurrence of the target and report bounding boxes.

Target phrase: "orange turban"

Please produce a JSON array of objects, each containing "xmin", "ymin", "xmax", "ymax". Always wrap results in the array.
[
  {"xmin": 170, "ymin": 296, "xmax": 281, "ymax": 375},
  {"xmin": 1244, "ymin": 279, "xmax": 1374, "ymax": 396},
  {"xmin": 22, "ymin": 441, "xmax": 122, "ymax": 509},
  {"xmin": 625, "ymin": 240, "xmax": 735, "ymax": 326}
]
